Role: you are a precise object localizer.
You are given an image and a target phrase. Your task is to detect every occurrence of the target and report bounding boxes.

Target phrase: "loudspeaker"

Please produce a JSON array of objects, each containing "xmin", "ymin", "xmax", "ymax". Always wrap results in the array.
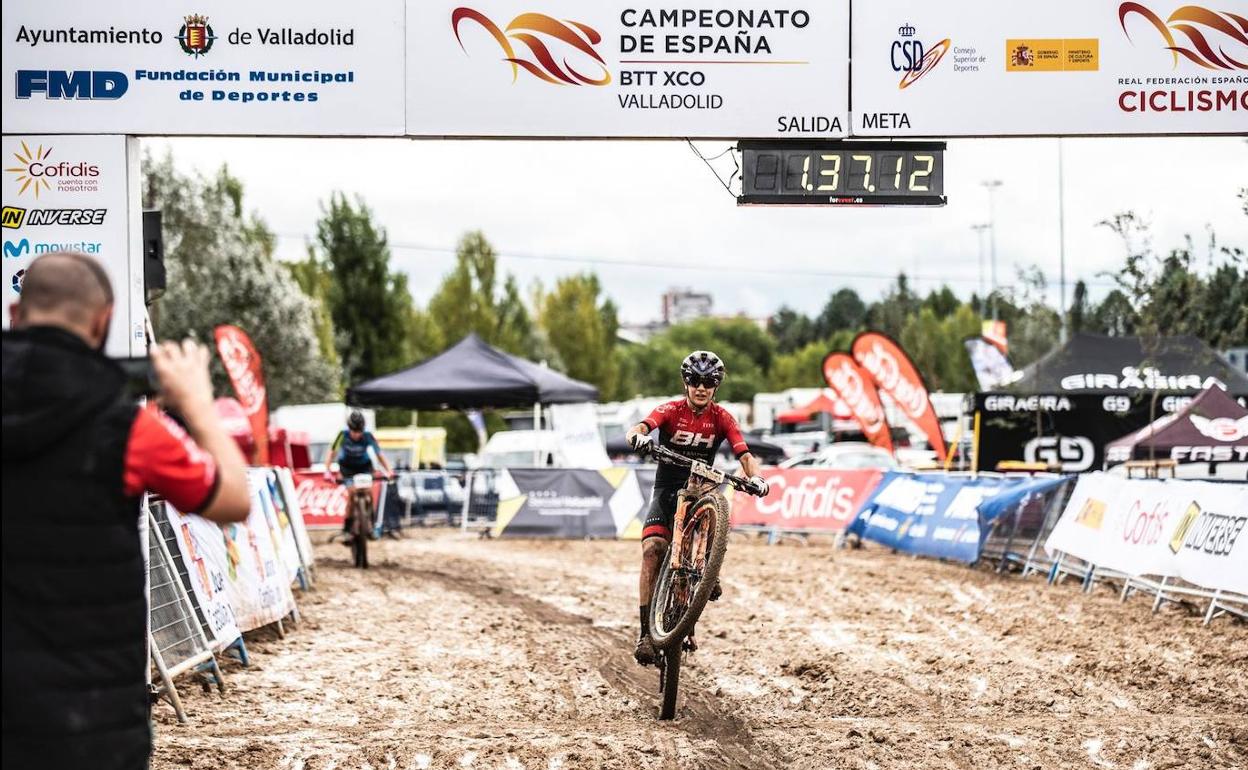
[{"xmin": 142, "ymin": 209, "xmax": 165, "ymax": 304}]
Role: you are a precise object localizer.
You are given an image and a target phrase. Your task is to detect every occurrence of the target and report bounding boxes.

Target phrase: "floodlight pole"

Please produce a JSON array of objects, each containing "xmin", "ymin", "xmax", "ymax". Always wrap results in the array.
[
  {"xmin": 1057, "ymin": 139, "xmax": 1068, "ymax": 343},
  {"xmin": 982, "ymin": 180, "xmax": 1004, "ymax": 322},
  {"xmin": 971, "ymin": 223, "xmax": 990, "ymax": 316}
]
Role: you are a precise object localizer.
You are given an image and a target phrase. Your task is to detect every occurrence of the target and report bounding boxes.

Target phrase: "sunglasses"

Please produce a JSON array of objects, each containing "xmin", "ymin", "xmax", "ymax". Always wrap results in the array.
[{"xmin": 685, "ymin": 376, "xmax": 719, "ymax": 389}]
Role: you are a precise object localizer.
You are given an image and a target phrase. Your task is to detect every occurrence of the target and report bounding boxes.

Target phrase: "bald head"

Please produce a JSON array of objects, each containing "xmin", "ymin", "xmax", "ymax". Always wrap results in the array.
[{"xmin": 11, "ymin": 251, "xmax": 115, "ymax": 348}]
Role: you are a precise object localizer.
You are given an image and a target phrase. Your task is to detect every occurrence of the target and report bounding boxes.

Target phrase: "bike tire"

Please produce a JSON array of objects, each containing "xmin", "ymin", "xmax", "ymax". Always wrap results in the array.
[
  {"xmin": 648, "ymin": 491, "xmax": 729, "ymax": 648},
  {"xmin": 353, "ymin": 497, "xmax": 370, "ymax": 569},
  {"xmin": 659, "ymin": 646, "xmax": 681, "ymax": 720}
]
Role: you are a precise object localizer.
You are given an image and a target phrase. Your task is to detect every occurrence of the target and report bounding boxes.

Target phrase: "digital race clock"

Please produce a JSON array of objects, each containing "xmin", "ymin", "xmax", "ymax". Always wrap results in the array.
[{"xmin": 737, "ymin": 140, "xmax": 946, "ymax": 206}]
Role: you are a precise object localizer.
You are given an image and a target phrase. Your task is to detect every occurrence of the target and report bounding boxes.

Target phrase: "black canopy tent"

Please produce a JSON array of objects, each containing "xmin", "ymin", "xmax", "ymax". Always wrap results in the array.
[
  {"xmin": 347, "ymin": 333, "xmax": 599, "ymax": 409},
  {"xmin": 973, "ymin": 333, "xmax": 1248, "ymax": 472}
]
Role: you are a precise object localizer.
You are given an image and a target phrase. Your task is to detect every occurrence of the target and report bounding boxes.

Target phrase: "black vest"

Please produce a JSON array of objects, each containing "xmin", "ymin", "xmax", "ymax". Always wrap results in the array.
[{"xmin": 2, "ymin": 327, "xmax": 150, "ymax": 770}]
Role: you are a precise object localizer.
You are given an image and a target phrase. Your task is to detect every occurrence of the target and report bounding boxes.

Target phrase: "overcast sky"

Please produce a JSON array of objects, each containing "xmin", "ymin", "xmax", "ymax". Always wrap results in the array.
[{"xmin": 144, "ymin": 136, "xmax": 1247, "ymax": 325}]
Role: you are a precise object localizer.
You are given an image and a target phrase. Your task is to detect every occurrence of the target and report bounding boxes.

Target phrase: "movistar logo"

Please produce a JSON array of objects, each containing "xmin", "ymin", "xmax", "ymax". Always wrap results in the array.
[{"xmin": 4, "ymin": 239, "xmax": 30, "ymax": 258}]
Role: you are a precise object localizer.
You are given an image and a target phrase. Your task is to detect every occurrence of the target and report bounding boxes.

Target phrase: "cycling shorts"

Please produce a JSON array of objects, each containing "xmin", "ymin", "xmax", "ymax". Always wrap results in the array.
[{"xmin": 642, "ymin": 485, "xmax": 683, "ymax": 541}]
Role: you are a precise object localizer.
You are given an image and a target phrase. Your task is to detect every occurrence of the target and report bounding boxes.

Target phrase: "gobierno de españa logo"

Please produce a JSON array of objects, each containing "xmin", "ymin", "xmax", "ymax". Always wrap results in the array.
[{"xmin": 451, "ymin": 8, "xmax": 611, "ymax": 85}]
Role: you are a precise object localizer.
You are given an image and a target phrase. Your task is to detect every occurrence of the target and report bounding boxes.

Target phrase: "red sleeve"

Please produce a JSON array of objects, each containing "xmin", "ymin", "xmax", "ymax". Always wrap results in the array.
[
  {"xmin": 718, "ymin": 407, "xmax": 750, "ymax": 458},
  {"xmin": 642, "ymin": 401, "xmax": 675, "ymax": 431},
  {"xmin": 123, "ymin": 406, "xmax": 219, "ymax": 512}
]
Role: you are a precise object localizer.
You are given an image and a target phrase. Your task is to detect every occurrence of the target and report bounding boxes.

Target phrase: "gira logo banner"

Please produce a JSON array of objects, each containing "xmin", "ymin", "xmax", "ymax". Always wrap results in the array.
[
  {"xmin": 451, "ymin": 8, "xmax": 611, "ymax": 85},
  {"xmin": 851, "ymin": 331, "xmax": 948, "ymax": 462},
  {"xmin": 214, "ymin": 324, "xmax": 270, "ymax": 465},
  {"xmin": 822, "ymin": 351, "xmax": 894, "ymax": 454},
  {"xmin": 1119, "ymin": 3, "xmax": 1248, "ymax": 71}
]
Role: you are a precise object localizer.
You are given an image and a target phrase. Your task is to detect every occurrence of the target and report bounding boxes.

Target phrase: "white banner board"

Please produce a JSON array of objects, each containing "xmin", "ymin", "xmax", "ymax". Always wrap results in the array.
[
  {"xmin": 852, "ymin": 0, "xmax": 1248, "ymax": 136},
  {"xmin": 1046, "ymin": 474, "xmax": 1248, "ymax": 594},
  {"xmin": 548, "ymin": 402, "xmax": 611, "ymax": 469},
  {"xmin": 1, "ymin": 0, "xmax": 406, "ymax": 136},
  {"xmin": 406, "ymin": 0, "xmax": 849, "ymax": 137},
  {"xmin": 1, "ymin": 134, "xmax": 142, "ymax": 357},
  {"xmin": 165, "ymin": 504, "xmax": 244, "ymax": 651}
]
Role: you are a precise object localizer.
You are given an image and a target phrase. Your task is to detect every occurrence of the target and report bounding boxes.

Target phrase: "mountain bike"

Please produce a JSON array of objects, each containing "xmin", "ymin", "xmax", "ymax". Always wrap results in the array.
[
  {"xmin": 643, "ymin": 443, "xmax": 765, "ymax": 719},
  {"xmin": 342, "ymin": 472, "xmax": 381, "ymax": 569}
]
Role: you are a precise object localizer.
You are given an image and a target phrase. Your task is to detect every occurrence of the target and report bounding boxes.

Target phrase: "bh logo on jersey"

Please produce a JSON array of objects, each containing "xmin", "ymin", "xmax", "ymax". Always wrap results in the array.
[{"xmin": 671, "ymin": 430, "xmax": 714, "ymax": 449}]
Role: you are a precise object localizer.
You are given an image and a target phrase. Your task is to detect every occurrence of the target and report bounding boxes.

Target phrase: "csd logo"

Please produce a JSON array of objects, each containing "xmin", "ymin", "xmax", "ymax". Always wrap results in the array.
[{"xmin": 1025, "ymin": 436, "xmax": 1094, "ymax": 471}]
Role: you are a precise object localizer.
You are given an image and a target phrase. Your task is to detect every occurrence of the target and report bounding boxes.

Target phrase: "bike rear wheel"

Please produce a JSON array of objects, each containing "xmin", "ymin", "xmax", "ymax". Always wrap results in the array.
[{"xmin": 648, "ymin": 491, "xmax": 729, "ymax": 648}]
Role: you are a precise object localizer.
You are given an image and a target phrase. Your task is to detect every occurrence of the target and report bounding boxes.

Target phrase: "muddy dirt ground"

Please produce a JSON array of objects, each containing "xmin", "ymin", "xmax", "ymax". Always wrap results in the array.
[{"xmin": 153, "ymin": 531, "xmax": 1247, "ymax": 770}]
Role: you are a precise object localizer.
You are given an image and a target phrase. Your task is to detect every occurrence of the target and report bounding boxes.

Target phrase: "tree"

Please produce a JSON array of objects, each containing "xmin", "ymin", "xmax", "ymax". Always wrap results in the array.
[
  {"xmin": 1067, "ymin": 279, "xmax": 1092, "ymax": 335},
  {"xmin": 287, "ymin": 252, "xmax": 342, "ymax": 388},
  {"xmin": 540, "ymin": 273, "xmax": 620, "ymax": 396},
  {"xmin": 866, "ymin": 274, "xmax": 920, "ymax": 339},
  {"xmin": 768, "ymin": 340, "xmax": 830, "ymax": 390},
  {"xmin": 142, "ymin": 151, "xmax": 339, "ymax": 407},
  {"xmin": 315, "ymin": 193, "xmax": 414, "ymax": 384},
  {"xmin": 425, "ymin": 231, "xmax": 539, "ymax": 358},
  {"xmin": 1092, "ymin": 290, "xmax": 1139, "ymax": 336},
  {"xmin": 768, "ymin": 306, "xmax": 816, "ymax": 353},
  {"xmin": 816, "ymin": 288, "xmax": 867, "ymax": 336},
  {"xmin": 922, "ymin": 286, "xmax": 960, "ymax": 319}
]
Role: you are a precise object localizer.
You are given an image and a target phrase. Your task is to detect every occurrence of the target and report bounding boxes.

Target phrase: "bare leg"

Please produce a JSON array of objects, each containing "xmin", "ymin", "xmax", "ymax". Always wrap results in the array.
[{"xmin": 639, "ymin": 536, "xmax": 668, "ymax": 608}]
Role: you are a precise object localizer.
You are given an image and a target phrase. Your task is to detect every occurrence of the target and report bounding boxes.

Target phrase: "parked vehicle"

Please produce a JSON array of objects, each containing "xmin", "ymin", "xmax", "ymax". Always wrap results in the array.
[
  {"xmin": 396, "ymin": 470, "xmax": 464, "ymax": 512},
  {"xmin": 778, "ymin": 442, "xmax": 899, "ymax": 470}
]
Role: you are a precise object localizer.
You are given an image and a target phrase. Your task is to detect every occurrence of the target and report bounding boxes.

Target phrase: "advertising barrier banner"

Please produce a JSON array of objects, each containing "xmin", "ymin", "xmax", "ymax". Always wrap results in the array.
[
  {"xmin": 730, "ymin": 467, "xmax": 883, "ymax": 532},
  {"xmin": 291, "ymin": 470, "xmax": 383, "ymax": 529},
  {"xmin": 221, "ymin": 483, "xmax": 298, "ymax": 631},
  {"xmin": 164, "ymin": 504, "xmax": 243, "ymax": 651},
  {"xmin": 851, "ymin": 0, "xmax": 1248, "ymax": 136},
  {"xmin": 492, "ymin": 468, "xmax": 640, "ymax": 538},
  {"xmin": 1, "ymin": 0, "xmax": 407, "ymax": 136},
  {"xmin": 1, "ymin": 134, "xmax": 142, "ymax": 357},
  {"xmin": 854, "ymin": 472, "xmax": 1028, "ymax": 562},
  {"xmin": 1045, "ymin": 473, "xmax": 1248, "ymax": 593},
  {"xmin": 406, "ymin": 0, "xmax": 850, "ymax": 137}
]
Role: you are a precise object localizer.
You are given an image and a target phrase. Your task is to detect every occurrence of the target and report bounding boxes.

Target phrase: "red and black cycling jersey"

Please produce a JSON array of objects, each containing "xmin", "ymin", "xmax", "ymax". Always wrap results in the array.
[{"xmin": 642, "ymin": 399, "xmax": 750, "ymax": 487}]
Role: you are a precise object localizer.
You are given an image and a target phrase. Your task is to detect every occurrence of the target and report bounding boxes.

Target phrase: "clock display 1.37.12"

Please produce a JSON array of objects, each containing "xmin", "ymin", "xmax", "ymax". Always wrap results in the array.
[{"xmin": 738, "ymin": 140, "xmax": 946, "ymax": 206}]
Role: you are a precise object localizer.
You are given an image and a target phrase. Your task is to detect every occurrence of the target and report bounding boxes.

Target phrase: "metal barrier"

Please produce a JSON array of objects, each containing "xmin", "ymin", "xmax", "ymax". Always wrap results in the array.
[
  {"xmin": 146, "ymin": 501, "xmax": 223, "ymax": 723},
  {"xmin": 980, "ymin": 477, "xmax": 1074, "ymax": 575},
  {"xmin": 460, "ymin": 468, "xmax": 500, "ymax": 532}
]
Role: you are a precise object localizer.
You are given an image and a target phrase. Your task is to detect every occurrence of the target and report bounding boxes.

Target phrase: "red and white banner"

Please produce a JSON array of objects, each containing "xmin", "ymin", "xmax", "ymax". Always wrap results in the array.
[
  {"xmin": 851, "ymin": 331, "xmax": 947, "ymax": 462},
  {"xmin": 731, "ymin": 468, "xmax": 884, "ymax": 532},
  {"xmin": 214, "ymin": 325, "xmax": 270, "ymax": 465},
  {"xmin": 292, "ymin": 471, "xmax": 383, "ymax": 529},
  {"xmin": 1045, "ymin": 473, "xmax": 1248, "ymax": 594},
  {"xmin": 822, "ymin": 352, "xmax": 894, "ymax": 454}
]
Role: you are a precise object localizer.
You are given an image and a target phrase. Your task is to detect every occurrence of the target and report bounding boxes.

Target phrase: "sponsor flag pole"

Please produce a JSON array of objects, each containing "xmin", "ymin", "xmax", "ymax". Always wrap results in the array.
[
  {"xmin": 213, "ymin": 325, "xmax": 270, "ymax": 465},
  {"xmin": 822, "ymin": 352, "xmax": 894, "ymax": 454},
  {"xmin": 851, "ymin": 331, "xmax": 948, "ymax": 462}
]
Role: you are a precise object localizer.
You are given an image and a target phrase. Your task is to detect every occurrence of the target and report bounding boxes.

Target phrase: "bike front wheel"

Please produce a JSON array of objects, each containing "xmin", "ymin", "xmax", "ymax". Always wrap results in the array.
[{"xmin": 648, "ymin": 491, "xmax": 729, "ymax": 648}]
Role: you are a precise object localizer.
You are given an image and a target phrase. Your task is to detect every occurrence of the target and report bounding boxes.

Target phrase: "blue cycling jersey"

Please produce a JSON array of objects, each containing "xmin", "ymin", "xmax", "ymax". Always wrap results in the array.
[{"xmin": 332, "ymin": 430, "xmax": 381, "ymax": 473}]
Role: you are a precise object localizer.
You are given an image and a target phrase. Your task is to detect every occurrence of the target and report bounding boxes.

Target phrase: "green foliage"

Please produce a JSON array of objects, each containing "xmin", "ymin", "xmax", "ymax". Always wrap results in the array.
[
  {"xmin": 866, "ymin": 274, "xmax": 920, "ymax": 339},
  {"xmin": 315, "ymin": 193, "xmax": 414, "ymax": 385},
  {"xmin": 817, "ymin": 288, "xmax": 867, "ymax": 336},
  {"xmin": 142, "ymin": 151, "xmax": 340, "ymax": 407},
  {"xmin": 540, "ymin": 273, "xmax": 620, "ymax": 397},
  {"xmin": 425, "ymin": 231, "xmax": 539, "ymax": 358}
]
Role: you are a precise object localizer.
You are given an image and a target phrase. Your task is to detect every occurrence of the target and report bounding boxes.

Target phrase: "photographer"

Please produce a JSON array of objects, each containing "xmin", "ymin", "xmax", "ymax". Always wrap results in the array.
[{"xmin": 2, "ymin": 251, "xmax": 251, "ymax": 770}]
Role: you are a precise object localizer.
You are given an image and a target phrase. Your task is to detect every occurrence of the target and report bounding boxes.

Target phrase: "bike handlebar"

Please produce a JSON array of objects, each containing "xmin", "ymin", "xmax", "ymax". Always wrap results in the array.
[{"xmin": 643, "ymin": 443, "xmax": 765, "ymax": 497}]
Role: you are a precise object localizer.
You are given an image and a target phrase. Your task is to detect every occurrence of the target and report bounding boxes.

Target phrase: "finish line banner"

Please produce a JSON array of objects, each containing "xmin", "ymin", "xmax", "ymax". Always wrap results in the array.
[
  {"xmin": 852, "ymin": 1, "xmax": 1247, "ymax": 136},
  {"xmin": 1, "ymin": 0, "xmax": 406, "ymax": 135},
  {"xmin": 406, "ymin": 0, "xmax": 850, "ymax": 137},
  {"xmin": 1045, "ymin": 473, "xmax": 1248, "ymax": 594}
]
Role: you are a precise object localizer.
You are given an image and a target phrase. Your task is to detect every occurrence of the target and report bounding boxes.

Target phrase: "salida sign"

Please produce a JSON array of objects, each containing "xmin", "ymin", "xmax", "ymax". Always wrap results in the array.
[{"xmin": 731, "ymin": 468, "xmax": 882, "ymax": 531}]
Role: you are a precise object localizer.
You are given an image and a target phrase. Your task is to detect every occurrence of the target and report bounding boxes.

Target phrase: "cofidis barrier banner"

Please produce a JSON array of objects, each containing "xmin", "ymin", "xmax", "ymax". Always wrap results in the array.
[
  {"xmin": 730, "ymin": 467, "xmax": 882, "ymax": 532},
  {"xmin": 853, "ymin": 472, "xmax": 1028, "ymax": 562},
  {"xmin": 1045, "ymin": 473, "xmax": 1248, "ymax": 593}
]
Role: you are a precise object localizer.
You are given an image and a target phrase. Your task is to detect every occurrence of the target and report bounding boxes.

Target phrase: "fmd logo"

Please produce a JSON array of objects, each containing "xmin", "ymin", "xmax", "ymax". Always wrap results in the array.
[{"xmin": 15, "ymin": 70, "xmax": 128, "ymax": 99}]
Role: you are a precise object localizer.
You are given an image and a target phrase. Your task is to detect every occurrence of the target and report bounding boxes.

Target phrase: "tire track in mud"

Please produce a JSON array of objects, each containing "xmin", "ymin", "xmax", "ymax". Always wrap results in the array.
[{"xmin": 375, "ymin": 559, "xmax": 781, "ymax": 770}]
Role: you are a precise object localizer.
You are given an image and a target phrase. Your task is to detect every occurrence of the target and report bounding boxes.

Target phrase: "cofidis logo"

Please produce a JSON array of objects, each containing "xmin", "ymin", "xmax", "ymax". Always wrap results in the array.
[
  {"xmin": 451, "ymin": 8, "xmax": 611, "ymax": 85},
  {"xmin": 6, "ymin": 142, "xmax": 100, "ymax": 198}
]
